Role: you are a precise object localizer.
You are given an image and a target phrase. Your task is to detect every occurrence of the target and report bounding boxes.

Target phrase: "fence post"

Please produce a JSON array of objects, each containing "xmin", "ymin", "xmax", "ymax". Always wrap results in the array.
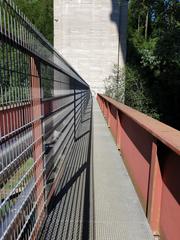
[
  {"xmin": 31, "ymin": 57, "xmax": 45, "ymax": 239},
  {"xmin": 102, "ymin": 98, "xmax": 104, "ymax": 114},
  {"xmin": 73, "ymin": 83, "xmax": 76, "ymax": 140},
  {"xmin": 100, "ymin": 97, "xmax": 103, "ymax": 114},
  {"xmin": 0, "ymin": 111, "xmax": 4, "ymax": 137},
  {"xmin": 147, "ymin": 140, "xmax": 162, "ymax": 238},
  {"xmin": 116, "ymin": 110, "xmax": 122, "ymax": 150},
  {"xmin": 107, "ymin": 102, "xmax": 111, "ymax": 127},
  {"xmin": 103, "ymin": 100, "xmax": 107, "ymax": 119}
]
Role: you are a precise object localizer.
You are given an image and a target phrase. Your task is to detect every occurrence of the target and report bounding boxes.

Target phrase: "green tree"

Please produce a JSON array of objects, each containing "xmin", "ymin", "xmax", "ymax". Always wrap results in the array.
[
  {"xmin": 104, "ymin": 65, "xmax": 125, "ymax": 102},
  {"xmin": 126, "ymin": 0, "xmax": 180, "ymax": 129},
  {"xmin": 14, "ymin": 0, "xmax": 53, "ymax": 44}
]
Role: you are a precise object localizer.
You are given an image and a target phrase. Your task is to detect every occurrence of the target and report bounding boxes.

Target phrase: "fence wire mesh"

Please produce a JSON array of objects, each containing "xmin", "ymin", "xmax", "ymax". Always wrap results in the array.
[{"xmin": 0, "ymin": 1, "xmax": 90, "ymax": 239}]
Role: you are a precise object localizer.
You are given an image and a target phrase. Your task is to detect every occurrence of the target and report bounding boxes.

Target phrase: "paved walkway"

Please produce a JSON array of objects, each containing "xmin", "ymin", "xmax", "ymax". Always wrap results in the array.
[
  {"xmin": 93, "ymin": 99, "xmax": 153, "ymax": 240},
  {"xmin": 39, "ymin": 99, "xmax": 153, "ymax": 240}
]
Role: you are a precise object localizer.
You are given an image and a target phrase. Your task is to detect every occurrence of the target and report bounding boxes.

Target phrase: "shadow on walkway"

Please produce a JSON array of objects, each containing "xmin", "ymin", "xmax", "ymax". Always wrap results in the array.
[{"xmin": 39, "ymin": 99, "xmax": 94, "ymax": 240}]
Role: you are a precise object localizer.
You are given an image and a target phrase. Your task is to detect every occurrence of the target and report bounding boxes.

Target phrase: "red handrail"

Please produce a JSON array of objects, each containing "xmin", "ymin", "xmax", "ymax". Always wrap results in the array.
[{"xmin": 97, "ymin": 93, "xmax": 180, "ymax": 240}]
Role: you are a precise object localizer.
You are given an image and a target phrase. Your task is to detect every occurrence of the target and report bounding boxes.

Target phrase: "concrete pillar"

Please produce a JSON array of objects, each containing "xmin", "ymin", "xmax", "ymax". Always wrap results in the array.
[{"xmin": 54, "ymin": 0, "xmax": 128, "ymax": 94}]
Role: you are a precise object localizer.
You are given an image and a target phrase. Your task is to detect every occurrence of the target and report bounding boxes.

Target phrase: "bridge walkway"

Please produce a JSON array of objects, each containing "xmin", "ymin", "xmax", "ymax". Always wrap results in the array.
[
  {"xmin": 93, "ymin": 99, "xmax": 153, "ymax": 240},
  {"xmin": 39, "ymin": 99, "xmax": 153, "ymax": 240}
]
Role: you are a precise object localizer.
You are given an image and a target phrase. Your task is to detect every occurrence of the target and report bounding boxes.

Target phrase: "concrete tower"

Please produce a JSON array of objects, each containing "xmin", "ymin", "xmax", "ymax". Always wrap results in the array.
[{"xmin": 54, "ymin": 0, "xmax": 128, "ymax": 94}]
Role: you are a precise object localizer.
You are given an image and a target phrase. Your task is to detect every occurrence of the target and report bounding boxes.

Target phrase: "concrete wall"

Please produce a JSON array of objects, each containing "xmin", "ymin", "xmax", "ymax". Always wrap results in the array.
[{"xmin": 54, "ymin": 0, "xmax": 128, "ymax": 94}]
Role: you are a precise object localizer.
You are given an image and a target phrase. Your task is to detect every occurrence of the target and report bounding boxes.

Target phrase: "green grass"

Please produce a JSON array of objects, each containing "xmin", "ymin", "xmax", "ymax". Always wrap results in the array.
[
  {"xmin": 1, "ymin": 158, "xmax": 34, "ymax": 200},
  {"xmin": 0, "ymin": 158, "xmax": 34, "ymax": 220}
]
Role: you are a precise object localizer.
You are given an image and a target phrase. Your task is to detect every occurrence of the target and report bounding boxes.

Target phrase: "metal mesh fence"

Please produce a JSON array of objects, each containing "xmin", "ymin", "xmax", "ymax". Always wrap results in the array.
[{"xmin": 0, "ymin": 1, "xmax": 90, "ymax": 239}]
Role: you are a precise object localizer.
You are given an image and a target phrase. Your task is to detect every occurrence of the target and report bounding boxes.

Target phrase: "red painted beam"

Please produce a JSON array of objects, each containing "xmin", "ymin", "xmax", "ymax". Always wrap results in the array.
[
  {"xmin": 31, "ymin": 57, "xmax": 45, "ymax": 240},
  {"xmin": 147, "ymin": 140, "xmax": 163, "ymax": 237},
  {"xmin": 0, "ymin": 104, "xmax": 32, "ymax": 137},
  {"xmin": 97, "ymin": 94, "xmax": 180, "ymax": 156},
  {"xmin": 97, "ymin": 94, "xmax": 180, "ymax": 240}
]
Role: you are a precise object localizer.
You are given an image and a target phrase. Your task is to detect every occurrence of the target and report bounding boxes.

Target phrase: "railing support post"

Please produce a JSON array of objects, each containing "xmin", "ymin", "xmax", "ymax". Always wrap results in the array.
[
  {"xmin": 107, "ymin": 102, "xmax": 111, "ymax": 127},
  {"xmin": 73, "ymin": 84, "xmax": 76, "ymax": 140},
  {"xmin": 31, "ymin": 57, "xmax": 45, "ymax": 239},
  {"xmin": 104, "ymin": 101, "xmax": 108, "ymax": 120},
  {"xmin": 101, "ymin": 98, "xmax": 104, "ymax": 114},
  {"xmin": 147, "ymin": 140, "xmax": 162, "ymax": 238},
  {"xmin": 102, "ymin": 99, "xmax": 105, "ymax": 116},
  {"xmin": 116, "ymin": 110, "xmax": 121, "ymax": 150}
]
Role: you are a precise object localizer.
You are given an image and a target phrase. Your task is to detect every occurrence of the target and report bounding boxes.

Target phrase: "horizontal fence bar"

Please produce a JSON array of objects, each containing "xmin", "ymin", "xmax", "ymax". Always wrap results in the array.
[{"xmin": 97, "ymin": 94, "xmax": 180, "ymax": 240}]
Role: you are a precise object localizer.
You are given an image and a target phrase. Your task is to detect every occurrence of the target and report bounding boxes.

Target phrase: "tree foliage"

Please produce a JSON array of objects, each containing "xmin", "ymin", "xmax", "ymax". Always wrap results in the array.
[
  {"xmin": 14, "ymin": 0, "xmax": 53, "ymax": 44},
  {"xmin": 104, "ymin": 65, "xmax": 125, "ymax": 103},
  {"xmin": 106, "ymin": 0, "xmax": 180, "ymax": 129},
  {"xmin": 127, "ymin": 0, "xmax": 180, "ymax": 129}
]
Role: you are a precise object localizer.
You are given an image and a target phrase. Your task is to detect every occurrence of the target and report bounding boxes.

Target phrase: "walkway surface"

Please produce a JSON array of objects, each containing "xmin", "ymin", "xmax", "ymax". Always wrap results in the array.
[
  {"xmin": 39, "ymin": 99, "xmax": 93, "ymax": 240},
  {"xmin": 93, "ymin": 99, "xmax": 153, "ymax": 240},
  {"xmin": 39, "ymin": 99, "xmax": 153, "ymax": 240}
]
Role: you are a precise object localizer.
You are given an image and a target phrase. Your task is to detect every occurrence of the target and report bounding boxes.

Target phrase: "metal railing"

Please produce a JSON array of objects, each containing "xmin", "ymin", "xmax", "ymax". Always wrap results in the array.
[
  {"xmin": 97, "ymin": 94, "xmax": 180, "ymax": 240},
  {"xmin": 0, "ymin": 1, "xmax": 90, "ymax": 239}
]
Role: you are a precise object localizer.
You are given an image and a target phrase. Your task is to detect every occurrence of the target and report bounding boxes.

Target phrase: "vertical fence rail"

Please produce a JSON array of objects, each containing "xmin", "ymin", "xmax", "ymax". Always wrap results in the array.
[
  {"xmin": 30, "ymin": 58, "xmax": 45, "ymax": 239},
  {"xmin": 97, "ymin": 94, "xmax": 180, "ymax": 240},
  {"xmin": 0, "ymin": 1, "xmax": 90, "ymax": 239},
  {"xmin": 147, "ymin": 140, "xmax": 162, "ymax": 237}
]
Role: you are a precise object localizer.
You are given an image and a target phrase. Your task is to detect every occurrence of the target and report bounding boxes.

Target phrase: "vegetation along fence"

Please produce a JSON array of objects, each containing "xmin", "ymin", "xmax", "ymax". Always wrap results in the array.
[{"xmin": 0, "ymin": 1, "xmax": 90, "ymax": 239}]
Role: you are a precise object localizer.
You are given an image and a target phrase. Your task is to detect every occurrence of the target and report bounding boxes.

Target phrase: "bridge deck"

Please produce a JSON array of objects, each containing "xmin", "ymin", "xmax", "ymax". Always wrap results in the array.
[
  {"xmin": 93, "ymin": 99, "xmax": 153, "ymax": 240},
  {"xmin": 39, "ymin": 99, "xmax": 153, "ymax": 240}
]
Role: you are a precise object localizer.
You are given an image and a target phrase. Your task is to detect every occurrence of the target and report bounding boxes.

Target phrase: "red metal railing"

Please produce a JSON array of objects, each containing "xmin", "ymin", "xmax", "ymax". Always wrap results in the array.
[{"xmin": 97, "ymin": 94, "xmax": 180, "ymax": 240}]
